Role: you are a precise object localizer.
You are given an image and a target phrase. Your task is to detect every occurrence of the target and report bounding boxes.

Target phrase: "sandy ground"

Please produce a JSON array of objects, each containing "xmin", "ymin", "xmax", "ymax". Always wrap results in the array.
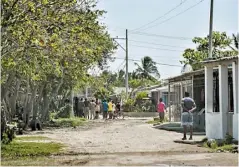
[{"xmin": 30, "ymin": 117, "xmax": 238, "ymax": 166}]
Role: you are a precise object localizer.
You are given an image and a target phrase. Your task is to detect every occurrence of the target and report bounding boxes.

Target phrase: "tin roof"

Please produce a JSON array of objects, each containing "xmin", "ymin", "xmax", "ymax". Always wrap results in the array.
[{"xmin": 202, "ymin": 56, "xmax": 238, "ymax": 64}]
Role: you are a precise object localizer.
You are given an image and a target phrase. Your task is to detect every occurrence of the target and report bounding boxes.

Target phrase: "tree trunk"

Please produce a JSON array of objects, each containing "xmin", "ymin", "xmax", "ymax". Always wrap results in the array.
[
  {"xmin": 9, "ymin": 78, "xmax": 21, "ymax": 119},
  {"xmin": 33, "ymin": 83, "xmax": 45, "ymax": 120}
]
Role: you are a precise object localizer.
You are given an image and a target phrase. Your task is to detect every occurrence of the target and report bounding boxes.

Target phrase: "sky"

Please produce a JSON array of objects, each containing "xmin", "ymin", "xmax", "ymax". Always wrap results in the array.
[{"xmin": 96, "ymin": 0, "xmax": 238, "ymax": 79}]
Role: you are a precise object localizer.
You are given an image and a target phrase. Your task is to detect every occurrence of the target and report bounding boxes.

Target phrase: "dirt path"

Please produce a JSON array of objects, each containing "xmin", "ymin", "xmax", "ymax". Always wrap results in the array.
[{"xmin": 32, "ymin": 118, "xmax": 238, "ymax": 166}]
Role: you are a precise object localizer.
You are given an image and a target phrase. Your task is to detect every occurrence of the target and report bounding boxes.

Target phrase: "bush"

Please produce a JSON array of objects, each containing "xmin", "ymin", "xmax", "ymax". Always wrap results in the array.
[
  {"xmin": 1, "ymin": 125, "xmax": 17, "ymax": 145},
  {"xmin": 53, "ymin": 117, "xmax": 86, "ymax": 127},
  {"xmin": 135, "ymin": 91, "xmax": 148, "ymax": 100},
  {"xmin": 55, "ymin": 104, "xmax": 72, "ymax": 119}
]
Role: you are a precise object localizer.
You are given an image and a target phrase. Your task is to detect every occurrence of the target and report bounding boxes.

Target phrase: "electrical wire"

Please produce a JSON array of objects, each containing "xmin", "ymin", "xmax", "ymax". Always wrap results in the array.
[
  {"xmin": 129, "ymin": 44, "xmax": 184, "ymax": 52},
  {"xmin": 114, "ymin": 57, "xmax": 182, "ymax": 67},
  {"xmin": 129, "ymin": 31, "xmax": 193, "ymax": 40},
  {"xmin": 129, "ymin": 39, "xmax": 187, "ymax": 49},
  {"xmin": 115, "ymin": 59, "xmax": 126, "ymax": 71},
  {"xmin": 131, "ymin": 0, "xmax": 188, "ymax": 32},
  {"xmin": 138, "ymin": 0, "xmax": 205, "ymax": 31}
]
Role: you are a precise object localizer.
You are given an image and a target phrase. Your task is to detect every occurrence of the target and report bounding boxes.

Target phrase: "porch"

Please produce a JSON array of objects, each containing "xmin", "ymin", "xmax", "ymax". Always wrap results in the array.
[{"xmin": 203, "ymin": 56, "xmax": 238, "ymax": 140}]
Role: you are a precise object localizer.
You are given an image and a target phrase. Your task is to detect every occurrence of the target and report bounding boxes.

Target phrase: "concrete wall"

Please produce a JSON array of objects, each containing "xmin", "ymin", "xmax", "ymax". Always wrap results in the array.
[
  {"xmin": 206, "ymin": 112, "xmax": 223, "ymax": 139},
  {"xmin": 124, "ymin": 112, "xmax": 158, "ymax": 118},
  {"xmin": 233, "ymin": 113, "xmax": 238, "ymax": 140}
]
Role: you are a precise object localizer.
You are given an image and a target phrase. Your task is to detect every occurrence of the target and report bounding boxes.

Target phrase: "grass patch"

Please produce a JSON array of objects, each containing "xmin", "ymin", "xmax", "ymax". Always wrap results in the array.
[
  {"xmin": 50, "ymin": 117, "xmax": 87, "ymax": 127},
  {"xmin": 146, "ymin": 120, "xmax": 161, "ymax": 124},
  {"xmin": 1, "ymin": 141, "xmax": 64, "ymax": 158},
  {"xmin": 216, "ymin": 144, "xmax": 234, "ymax": 152},
  {"xmin": 15, "ymin": 136, "xmax": 50, "ymax": 141},
  {"xmin": 146, "ymin": 117, "xmax": 167, "ymax": 124}
]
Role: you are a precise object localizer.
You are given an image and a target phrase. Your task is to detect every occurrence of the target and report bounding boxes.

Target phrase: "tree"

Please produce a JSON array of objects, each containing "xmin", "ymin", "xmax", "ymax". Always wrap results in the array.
[
  {"xmin": 232, "ymin": 33, "xmax": 238, "ymax": 49},
  {"xmin": 1, "ymin": 0, "xmax": 116, "ymax": 134},
  {"xmin": 134, "ymin": 56, "xmax": 160, "ymax": 80},
  {"xmin": 181, "ymin": 31, "xmax": 238, "ymax": 70}
]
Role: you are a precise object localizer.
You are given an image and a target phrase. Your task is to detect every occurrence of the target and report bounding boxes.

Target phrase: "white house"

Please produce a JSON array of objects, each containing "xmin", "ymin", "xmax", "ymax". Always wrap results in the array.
[{"xmin": 203, "ymin": 56, "xmax": 238, "ymax": 140}]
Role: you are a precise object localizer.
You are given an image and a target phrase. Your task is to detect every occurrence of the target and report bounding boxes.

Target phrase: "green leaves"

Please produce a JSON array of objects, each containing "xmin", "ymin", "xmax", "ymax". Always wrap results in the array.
[
  {"xmin": 1, "ymin": 0, "xmax": 116, "ymax": 89},
  {"xmin": 182, "ymin": 31, "xmax": 238, "ymax": 70}
]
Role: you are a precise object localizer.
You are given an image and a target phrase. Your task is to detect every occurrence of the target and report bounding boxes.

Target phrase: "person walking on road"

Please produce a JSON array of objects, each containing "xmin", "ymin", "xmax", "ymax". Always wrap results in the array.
[
  {"xmin": 157, "ymin": 98, "xmax": 166, "ymax": 122},
  {"xmin": 84, "ymin": 98, "xmax": 90, "ymax": 119},
  {"xmin": 181, "ymin": 92, "xmax": 196, "ymax": 140},
  {"xmin": 102, "ymin": 99, "xmax": 108, "ymax": 119}
]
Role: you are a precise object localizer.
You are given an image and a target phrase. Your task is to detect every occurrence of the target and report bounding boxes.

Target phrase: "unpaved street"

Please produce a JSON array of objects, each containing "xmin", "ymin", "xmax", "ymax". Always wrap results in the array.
[{"xmin": 35, "ymin": 118, "xmax": 238, "ymax": 166}]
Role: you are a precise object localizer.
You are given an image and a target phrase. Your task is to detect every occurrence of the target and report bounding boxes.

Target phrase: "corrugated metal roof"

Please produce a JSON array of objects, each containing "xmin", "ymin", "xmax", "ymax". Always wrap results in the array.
[{"xmin": 202, "ymin": 56, "xmax": 238, "ymax": 64}]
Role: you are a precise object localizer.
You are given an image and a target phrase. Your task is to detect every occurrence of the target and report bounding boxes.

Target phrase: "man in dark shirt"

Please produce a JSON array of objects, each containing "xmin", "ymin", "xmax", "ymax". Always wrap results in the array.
[
  {"xmin": 181, "ymin": 92, "xmax": 196, "ymax": 140},
  {"xmin": 84, "ymin": 98, "xmax": 90, "ymax": 119}
]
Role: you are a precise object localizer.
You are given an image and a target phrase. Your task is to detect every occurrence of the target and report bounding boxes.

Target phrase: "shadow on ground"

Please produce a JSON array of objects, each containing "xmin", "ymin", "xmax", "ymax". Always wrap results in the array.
[{"xmin": 153, "ymin": 122, "xmax": 205, "ymax": 136}]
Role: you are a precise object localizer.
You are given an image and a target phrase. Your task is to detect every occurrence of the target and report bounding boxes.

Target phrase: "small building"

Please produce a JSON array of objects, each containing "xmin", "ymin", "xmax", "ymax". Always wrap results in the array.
[
  {"xmin": 203, "ymin": 56, "xmax": 238, "ymax": 140},
  {"xmin": 166, "ymin": 69, "xmax": 206, "ymax": 130}
]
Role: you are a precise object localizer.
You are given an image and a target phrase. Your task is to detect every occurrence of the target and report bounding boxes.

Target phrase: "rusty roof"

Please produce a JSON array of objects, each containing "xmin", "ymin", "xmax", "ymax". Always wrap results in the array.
[
  {"xmin": 202, "ymin": 56, "xmax": 238, "ymax": 64},
  {"xmin": 166, "ymin": 69, "xmax": 204, "ymax": 82}
]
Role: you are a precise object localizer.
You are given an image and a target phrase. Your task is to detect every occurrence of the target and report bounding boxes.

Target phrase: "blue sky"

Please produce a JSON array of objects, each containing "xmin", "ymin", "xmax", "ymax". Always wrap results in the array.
[{"xmin": 97, "ymin": 0, "xmax": 238, "ymax": 79}]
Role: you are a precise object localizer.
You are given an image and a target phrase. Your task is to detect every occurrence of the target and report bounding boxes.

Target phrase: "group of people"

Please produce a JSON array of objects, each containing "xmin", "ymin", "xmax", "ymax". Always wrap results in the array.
[
  {"xmin": 74, "ymin": 97, "xmax": 122, "ymax": 120},
  {"xmin": 157, "ymin": 92, "xmax": 196, "ymax": 140},
  {"xmin": 102, "ymin": 99, "xmax": 122, "ymax": 119},
  {"xmin": 74, "ymin": 98, "xmax": 101, "ymax": 120}
]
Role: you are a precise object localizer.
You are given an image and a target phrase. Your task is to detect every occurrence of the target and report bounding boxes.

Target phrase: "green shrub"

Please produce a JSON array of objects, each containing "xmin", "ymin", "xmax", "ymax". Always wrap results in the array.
[
  {"xmin": 224, "ymin": 133, "xmax": 234, "ymax": 144},
  {"xmin": 54, "ymin": 117, "xmax": 86, "ymax": 127},
  {"xmin": 135, "ymin": 91, "xmax": 148, "ymax": 100},
  {"xmin": 1, "ymin": 125, "xmax": 16, "ymax": 145}
]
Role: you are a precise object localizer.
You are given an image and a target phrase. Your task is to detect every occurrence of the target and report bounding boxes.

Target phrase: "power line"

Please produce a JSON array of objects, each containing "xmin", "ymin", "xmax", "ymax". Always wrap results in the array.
[
  {"xmin": 129, "ymin": 31, "xmax": 193, "ymax": 40},
  {"xmin": 139, "ymin": 0, "xmax": 205, "ymax": 31},
  {"xmin": 114, "ymin": 57, "xmax": 182, "ymax": 67},
  {"xmin": 129, "ymin": 39, "xmax": 187, "ymax": 49},
  {"xmin": 130, "ymin": 44, "xmax": 184, "ymax": 52},
  {"xmin": 115, "ymin": 59, "xmax": 125, "ymax": 71},
  {"xmin": 131, "ymin": 0, "xmax": 188, "ymax": 32}
]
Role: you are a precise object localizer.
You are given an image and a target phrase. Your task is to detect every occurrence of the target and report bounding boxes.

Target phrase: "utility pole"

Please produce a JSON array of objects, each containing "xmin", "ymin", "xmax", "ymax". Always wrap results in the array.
[
  {"xmin": 125, "ymin": 29, "xmax": 129, "ymax": 98},
  {"xmin": 208, "ymin": 0, "xmax": 214, "ymax": 58},
  {"xmin": 112, "ymin": 29, "xmax": 129, "ymax": 98}
]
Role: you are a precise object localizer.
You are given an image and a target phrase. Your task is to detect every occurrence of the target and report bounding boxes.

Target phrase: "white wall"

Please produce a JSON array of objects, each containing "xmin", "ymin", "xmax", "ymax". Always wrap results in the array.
[
  {"xmin": 233, "ymin": 113, "xmax": 238, "ymax": 140},
  {"xmin": 206, "ymin": 112, "xmax": 223, "ymax": 139}
]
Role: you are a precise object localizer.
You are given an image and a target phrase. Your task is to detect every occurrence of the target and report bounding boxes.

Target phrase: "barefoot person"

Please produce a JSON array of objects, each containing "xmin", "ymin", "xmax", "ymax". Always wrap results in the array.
[
  {"xmin": 157, "ymin": 98, "xmax": 166, "ymax": 122},
  {"xmin": 181, "ymin": 92, "xmax": 196, "ymax": 140}
]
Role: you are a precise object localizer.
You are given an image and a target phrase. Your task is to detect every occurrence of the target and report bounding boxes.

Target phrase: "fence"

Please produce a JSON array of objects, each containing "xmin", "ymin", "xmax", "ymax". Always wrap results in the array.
[{"xmin": 163, "ymin": 75, "xmax": 206, "ymax": 131}]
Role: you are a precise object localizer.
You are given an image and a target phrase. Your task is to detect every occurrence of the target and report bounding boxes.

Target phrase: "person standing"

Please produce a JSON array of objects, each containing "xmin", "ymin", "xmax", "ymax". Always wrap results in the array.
[
  {"xmin": 157, "ymin": 98, "xmax": 166, "ymax": 122},
  {"xmin": 181, "ymin": 92, "xmax": 196, "ymax": 140},
  {"xmin": 95, "ymin": 98, "xmax": 100, "ymax": 119},
  {"xmin": 112, "ymin": 101, "xmax": 116, "ymax": 119},
  {"xmin": 102, "ymin": 99, "xmax": 108, "ymax": 119},
  {"xmin": 89, "ymin": 99, "xmax": 96, "ymax": 120},
  {"xmin": 108, "ymin": 100, "xmax": 113, "ymax": 119},
  {"xmin": 84, "ymin": 98, "xmax": 90, "ymax": 119},
  {"xmin": 78, "ymin": 98, "xmax": 85, "ymax": 117}
]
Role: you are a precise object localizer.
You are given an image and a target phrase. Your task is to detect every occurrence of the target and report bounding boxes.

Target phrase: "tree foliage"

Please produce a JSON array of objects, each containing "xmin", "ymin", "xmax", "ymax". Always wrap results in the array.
[
  {"xmin": 181, "ymin": 31, "xmax": 238, "ymax": 70},
  {"xmin": 134, "ymin": 56, "xmax": 160, "ymax": 80},
  {"xmin": 1, "ymin": 0, "xmax": 116, "ymax": 135}
]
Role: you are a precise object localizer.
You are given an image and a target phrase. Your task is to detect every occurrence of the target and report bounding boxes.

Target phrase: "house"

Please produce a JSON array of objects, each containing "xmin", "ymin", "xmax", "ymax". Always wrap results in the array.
[
  {"xmin": 166, "ymin": 69, "xmax": 206, "ymax": 129},
  {"xmin": 203, "ymin": 56, "xmax": 238, "ymax": 140}
]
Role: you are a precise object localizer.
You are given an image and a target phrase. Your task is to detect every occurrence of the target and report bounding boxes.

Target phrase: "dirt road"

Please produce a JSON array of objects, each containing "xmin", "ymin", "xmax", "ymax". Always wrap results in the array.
[{"xmin": 36, "ymin": 118, "xmax": 238, "ymax": 166}]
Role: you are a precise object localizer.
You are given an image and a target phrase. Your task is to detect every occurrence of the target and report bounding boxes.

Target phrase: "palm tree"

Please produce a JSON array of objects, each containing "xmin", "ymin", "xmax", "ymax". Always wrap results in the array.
[
  {"xmin": 134, "ymin": 56, "xmax": 160, "ymax": 80},
  {"xmin": 232, "ymin": 33, "xmax": 238, "ymax": 49}
]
